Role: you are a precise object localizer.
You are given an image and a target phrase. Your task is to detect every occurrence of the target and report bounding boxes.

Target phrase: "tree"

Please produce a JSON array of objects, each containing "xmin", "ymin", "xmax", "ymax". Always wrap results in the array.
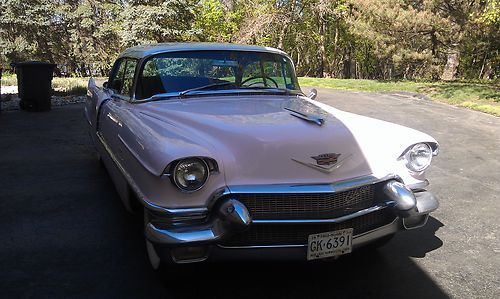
[
  {"xmin": 120, "ymin": 0, "xmax": 196, "ymax": 46},
  {"xmin": 1, "ymin": 0, "xmax": 497, "ymax": 79},
  {"xmin": 192, "ymin": 0, "xmax": 243, "ymax": 42},
  {"xmin": 0, "ymin": 0, "xmax": 62, "ymax": 66}
]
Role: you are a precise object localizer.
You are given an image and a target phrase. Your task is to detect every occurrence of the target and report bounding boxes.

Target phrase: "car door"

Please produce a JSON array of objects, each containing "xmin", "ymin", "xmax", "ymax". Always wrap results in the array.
[{"xmin": 98, "ymin": 57, "xmax": 138, "ymax": 162}]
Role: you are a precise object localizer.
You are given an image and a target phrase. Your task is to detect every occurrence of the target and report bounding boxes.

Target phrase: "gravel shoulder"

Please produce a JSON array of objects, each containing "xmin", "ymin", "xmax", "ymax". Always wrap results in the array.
[{"xmin": 0, "ymin": 87, "xmax": 86, "ymax": 111}]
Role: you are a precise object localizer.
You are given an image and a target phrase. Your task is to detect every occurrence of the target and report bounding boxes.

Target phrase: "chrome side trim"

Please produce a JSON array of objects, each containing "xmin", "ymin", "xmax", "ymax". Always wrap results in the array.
[
  {"xmin": 216, "ymin": 218, "xmax": 400, "ymax": 249},
  {"xmin": 96, "ymin": 132, "xmax": 209, "ymax": 217},
  {"xmin": 252, "ymin": 204, "xmax": 390, "ymax": 224}
]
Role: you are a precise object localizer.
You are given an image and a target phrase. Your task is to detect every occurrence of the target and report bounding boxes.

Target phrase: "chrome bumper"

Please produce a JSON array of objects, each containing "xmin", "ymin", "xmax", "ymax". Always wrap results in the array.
[
  {"xmin": 145, "ymin": 179, "xmax": 438, "ymax": 247},
  {"xmin": 145, "ymin": 199, "xmax": 252, "ymax": 245}
]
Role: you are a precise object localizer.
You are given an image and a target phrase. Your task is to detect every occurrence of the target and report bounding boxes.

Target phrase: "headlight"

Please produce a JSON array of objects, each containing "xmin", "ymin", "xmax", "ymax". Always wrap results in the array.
[
  {"xmin": 172, "ymin": 158, "xmax": 209, "ymax": 192},
  {"xmin": 403, "ymin": 143, "xmax": 433, "ymax": 172}
]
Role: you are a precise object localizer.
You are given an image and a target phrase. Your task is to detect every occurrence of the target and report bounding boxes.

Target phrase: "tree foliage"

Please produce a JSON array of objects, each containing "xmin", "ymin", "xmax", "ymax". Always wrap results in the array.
[{"xmin": 0, "ymin": 0, "xmax": 498, "ymax": 79}]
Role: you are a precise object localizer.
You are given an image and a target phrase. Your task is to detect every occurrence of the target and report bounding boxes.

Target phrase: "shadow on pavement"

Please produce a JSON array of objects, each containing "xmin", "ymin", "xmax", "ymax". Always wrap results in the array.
[
  {"xmin": 158, "ymin": 217, "xmax": 447, "ymax": 299},
  {"xmin": 0, "ymin": 105, "xmax": 449, "ymax": 299}
]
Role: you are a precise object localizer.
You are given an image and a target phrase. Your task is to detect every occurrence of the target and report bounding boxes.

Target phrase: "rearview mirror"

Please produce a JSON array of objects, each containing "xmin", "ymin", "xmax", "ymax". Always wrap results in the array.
[{"xmin": 309, "ymin": 88, "xmax": 318, "ymax": 100}]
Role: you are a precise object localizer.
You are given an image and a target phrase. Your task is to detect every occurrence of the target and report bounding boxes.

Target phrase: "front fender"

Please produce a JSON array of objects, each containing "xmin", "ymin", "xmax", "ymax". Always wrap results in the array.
[{"xmin": 308, "ymin": 98, "xmax": 439, "ymax": 187}]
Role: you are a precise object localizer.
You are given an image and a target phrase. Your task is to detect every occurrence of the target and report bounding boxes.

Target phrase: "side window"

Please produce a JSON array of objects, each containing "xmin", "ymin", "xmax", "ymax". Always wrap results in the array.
[
  {"xmin": 108, "ymin": 58, "xmax": 138, "ymax": 98},
  {"xmin": 121, "ymin": 59, "xmax": 138, "ymax": 98},
  {"xmin": 109, "ymin": 59, "xmax": 126, "ymax": 92}
]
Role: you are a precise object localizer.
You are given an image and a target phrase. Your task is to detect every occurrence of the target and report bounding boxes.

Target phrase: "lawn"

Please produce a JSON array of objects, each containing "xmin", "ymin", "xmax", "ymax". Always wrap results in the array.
[
  {"xmin": 2, "ymin": 75, "xmax": 499, "ymax": 116},
  {"xmin": 299, "ymin": 77, "xmax": 500, "ymax": 117},
  {"xmin": 1, "ymin": 75, "xmax": 96, "ymax": 96}
]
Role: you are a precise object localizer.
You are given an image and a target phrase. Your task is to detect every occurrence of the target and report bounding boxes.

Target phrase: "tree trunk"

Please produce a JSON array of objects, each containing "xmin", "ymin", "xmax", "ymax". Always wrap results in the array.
[
  {"xmin": 343, "ymin": 45, "xmax": 352, "ymax": 79},
  {"xmin": 482, "ymin": 62, "xmax": 492, "ymax": 80},
  {"xmin": 278, "ymin": 1, "xmax": 296, "ymax": 50},
  {"xmin": 220, "ymin": 0, "xmax": 234, "ymax": 11},
  {"xmin": 318, "ymin": 21, "xmax": 326, "ymax": 78},
  {"xmin": 441, "ymin": 49, "xmax": 460, "ymax": 81},
  {"xmin": 277, "ymin": 26, "xmax": 286, "ymax": 50}
]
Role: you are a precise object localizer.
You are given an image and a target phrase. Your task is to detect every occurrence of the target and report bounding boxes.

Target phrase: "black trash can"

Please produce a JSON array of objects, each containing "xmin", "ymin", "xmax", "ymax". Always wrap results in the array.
[{"xmin": 13, "ymin": 61, "xmax": 56, "ymax": 111}]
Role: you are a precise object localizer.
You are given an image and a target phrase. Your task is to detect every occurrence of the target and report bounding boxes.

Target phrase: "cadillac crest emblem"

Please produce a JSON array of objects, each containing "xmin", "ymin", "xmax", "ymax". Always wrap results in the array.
[
  {"xmin": 311, "ymin": 153, "xmax": 341, "ymax": 166},
  {"xmin": 292, "ymin": 152, "xmax": 351, "ymax": 173}
]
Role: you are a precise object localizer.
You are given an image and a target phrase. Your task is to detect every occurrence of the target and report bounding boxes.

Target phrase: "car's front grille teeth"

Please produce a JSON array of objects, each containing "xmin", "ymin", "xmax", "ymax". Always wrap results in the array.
[
  {"xmin": 221, "ymin": 209, "xmax": 396, "ymax": 247},
  {"xmin": 234, "ymin": 184, "xmax": 377, "ymax": 220}
]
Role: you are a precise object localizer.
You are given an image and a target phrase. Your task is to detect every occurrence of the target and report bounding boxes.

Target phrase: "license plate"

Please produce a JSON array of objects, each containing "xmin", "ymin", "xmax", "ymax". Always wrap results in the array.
[{"xmin": 307, "ymin": 228, "xmax": 353, "ymax": 261}]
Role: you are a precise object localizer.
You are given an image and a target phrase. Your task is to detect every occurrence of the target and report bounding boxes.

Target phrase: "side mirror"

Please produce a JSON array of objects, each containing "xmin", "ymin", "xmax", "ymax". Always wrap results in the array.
[
  {"xmin": 103, "ymin": 81, "xmax": 109, "ymax": 88},
  {"xmin": 308, "ymin": 88, "xmax": 318, "ymax": 100}
]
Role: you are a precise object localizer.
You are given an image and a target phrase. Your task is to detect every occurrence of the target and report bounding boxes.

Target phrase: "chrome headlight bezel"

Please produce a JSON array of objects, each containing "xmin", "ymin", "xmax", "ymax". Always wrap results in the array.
[
  {"xmin": 171, "ymin": 157, "xmax": 210, "ymax": 192},
  {"xmin": 401, "ymin": 143, "xmax": 436, "ymax": 173}
]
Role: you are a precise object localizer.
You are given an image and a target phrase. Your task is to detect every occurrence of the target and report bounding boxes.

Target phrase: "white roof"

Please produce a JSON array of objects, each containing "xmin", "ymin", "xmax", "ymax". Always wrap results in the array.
[{"xmin": 119, "ymin": 42, "xmax": 289, "ymax": 59}]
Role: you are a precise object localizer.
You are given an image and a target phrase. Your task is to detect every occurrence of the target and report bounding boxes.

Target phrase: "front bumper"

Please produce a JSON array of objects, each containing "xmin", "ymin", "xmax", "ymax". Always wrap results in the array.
[{"xmin": 145, "ymin": 179, "xmax": 438, "ymax": 262}]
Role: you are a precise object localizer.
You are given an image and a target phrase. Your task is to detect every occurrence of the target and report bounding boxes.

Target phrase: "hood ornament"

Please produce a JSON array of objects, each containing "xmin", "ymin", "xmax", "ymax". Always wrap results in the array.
[{"xmin": 292, "ymin": 153, "xmax": 351, "ymax": 173}]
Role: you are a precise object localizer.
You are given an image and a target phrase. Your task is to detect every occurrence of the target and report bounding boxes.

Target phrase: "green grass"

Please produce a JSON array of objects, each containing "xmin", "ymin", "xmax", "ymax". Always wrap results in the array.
[
  {"xmin": 299, "ymin": 77, "xmax": 500, "ymax": 117},
  {"xmin": 51, "ymin": 77, "xmax": 90, "ymax": 95},
  {"xmin": 3, "ymin": 75, "xmax": 499, "ymax": 116},
  {"xmin": 1, "ymin": 75, "xmax": 18, "ymax": 86},
  {"xmin": 1, "ymin": 75, "xmax": 94, "ymax": 96}
]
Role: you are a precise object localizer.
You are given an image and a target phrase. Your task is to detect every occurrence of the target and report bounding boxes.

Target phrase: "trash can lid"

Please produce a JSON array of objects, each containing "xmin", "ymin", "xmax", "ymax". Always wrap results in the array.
[{"xmin": 12, "ymin": 61, "xmax": 56, "ymax": 68}]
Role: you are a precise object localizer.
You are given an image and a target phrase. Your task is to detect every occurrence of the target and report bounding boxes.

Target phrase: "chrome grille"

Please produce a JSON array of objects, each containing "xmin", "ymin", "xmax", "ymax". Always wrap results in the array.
[
  {"xmin": 235, "ymin": 184, "xmax": 376, "ymax": 220},
  {"xmin": 221, "ymin": 209, "xmax": 396, "ymax": 247}
]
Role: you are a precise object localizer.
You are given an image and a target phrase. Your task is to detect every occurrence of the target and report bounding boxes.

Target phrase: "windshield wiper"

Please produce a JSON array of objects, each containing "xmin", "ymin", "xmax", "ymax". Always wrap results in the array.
[
  {"xmin": 178, "ymin": 82, "xmax": 235, "ymax": 97},
  {"xmin": 141, "ymin": 84, "xmax": 296, "ymax": 103},
  {"xmin": 238, "ymin": 86, "xmax": 293, "ymax": 95}
]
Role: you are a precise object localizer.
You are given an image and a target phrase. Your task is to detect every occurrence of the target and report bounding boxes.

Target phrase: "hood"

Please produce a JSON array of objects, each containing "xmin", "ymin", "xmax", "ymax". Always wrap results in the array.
[{"xmin": 137, "ymin": 95, "xmax": 375, "ymax": 186}]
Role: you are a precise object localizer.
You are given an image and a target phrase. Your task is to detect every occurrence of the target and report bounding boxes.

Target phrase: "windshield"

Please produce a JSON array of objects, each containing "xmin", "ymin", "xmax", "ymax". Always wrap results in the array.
[{"xmin": 136, "ymin": 50, "xmax": 300, "ymax": 100}]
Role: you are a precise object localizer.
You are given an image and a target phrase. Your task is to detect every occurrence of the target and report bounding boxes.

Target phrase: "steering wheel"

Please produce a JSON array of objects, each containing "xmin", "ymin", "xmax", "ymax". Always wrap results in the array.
[{"xmin": 241, "ymin": 76, "xmax": 279, "ymax": 88}]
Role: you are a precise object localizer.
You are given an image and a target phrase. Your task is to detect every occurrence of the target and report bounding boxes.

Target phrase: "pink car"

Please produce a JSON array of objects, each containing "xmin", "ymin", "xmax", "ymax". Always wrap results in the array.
[{"xmin": 85, "ymin": 43, "xmax": 439, "ymax": 269}]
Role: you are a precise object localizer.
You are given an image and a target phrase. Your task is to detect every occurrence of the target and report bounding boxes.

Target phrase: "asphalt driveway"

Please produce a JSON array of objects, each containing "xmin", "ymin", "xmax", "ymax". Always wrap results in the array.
[{"xmin": 0, "ymin": 89, "xmax": 498, "ymax": 298}]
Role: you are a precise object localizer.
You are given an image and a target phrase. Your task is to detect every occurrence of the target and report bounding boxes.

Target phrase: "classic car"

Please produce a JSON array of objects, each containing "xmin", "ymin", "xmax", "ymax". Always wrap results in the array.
[{"xmin": 85, "ymin": 43, "xmax": 439, "ymax": 269}]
